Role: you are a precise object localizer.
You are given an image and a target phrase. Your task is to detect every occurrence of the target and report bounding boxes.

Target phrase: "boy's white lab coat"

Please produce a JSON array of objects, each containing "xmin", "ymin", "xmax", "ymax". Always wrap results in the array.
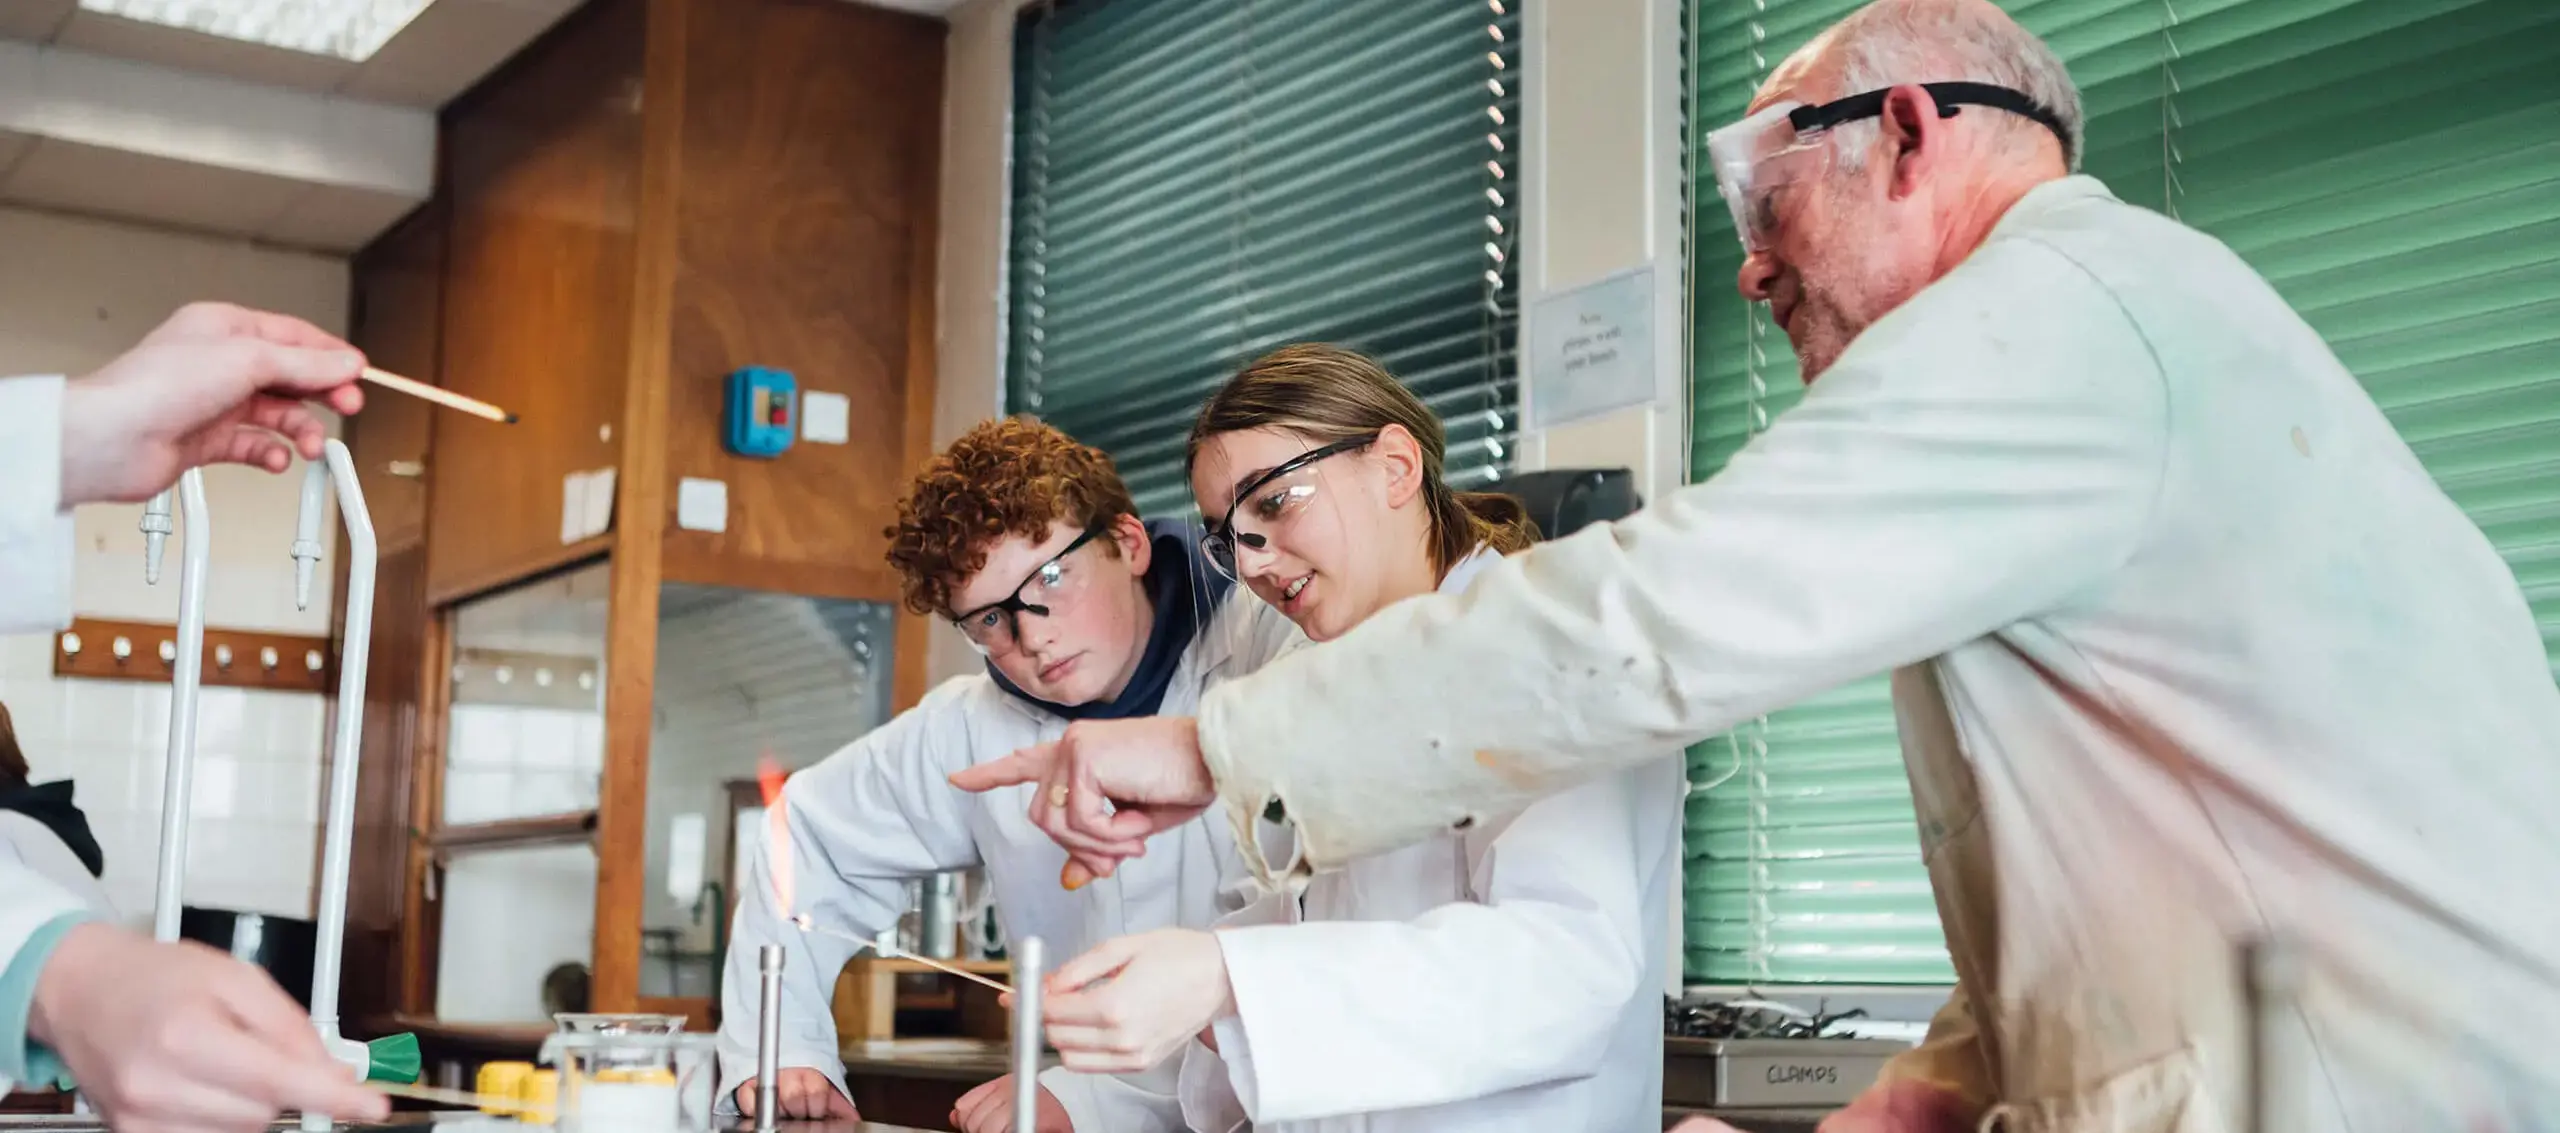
[
  {"xmin": 1198, "ymin": 178, "xmax": 2560, "ymax": 1131},
  {"xmin": 718, "ymin": 588, "xmax": 1302, "ymax": 1133},
  {"xmin": 1175, "ymin": 547, "xmax": 1682, "ymax": 1133},
  {"xmin": 0, "ymin": 373, "xmax": 94, "ymax": 1098}
]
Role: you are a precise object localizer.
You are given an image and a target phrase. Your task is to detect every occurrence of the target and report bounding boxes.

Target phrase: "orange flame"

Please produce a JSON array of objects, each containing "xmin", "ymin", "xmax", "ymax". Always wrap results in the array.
[{"xmin": 759, "ymin": 754, "xmax": 795, "ymax": 920}]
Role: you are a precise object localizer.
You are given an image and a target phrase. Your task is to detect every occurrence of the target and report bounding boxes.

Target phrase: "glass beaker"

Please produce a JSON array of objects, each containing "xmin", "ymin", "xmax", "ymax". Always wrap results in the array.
[{"xmin": 539, "ymin": 1030, "xmax": 717, "ymax": 1133}]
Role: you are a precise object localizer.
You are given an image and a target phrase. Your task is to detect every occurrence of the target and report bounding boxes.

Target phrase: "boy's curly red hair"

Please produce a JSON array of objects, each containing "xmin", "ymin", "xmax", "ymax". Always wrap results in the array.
[{"xmin": 886, "ymin": 416, "xmax": 1139, "ymax": 617}]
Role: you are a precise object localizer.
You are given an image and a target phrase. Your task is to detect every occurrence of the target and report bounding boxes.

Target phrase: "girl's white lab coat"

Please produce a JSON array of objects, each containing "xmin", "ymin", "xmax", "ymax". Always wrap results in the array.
[
  {"xmin": 1175, "ymin": 547, "xmax": 1684, "ymax": 1133},
  {"xmin": 1196, "ymin": 178, "xmax": 2560, "ymax": 1131},
  {"xmin": 717, "ymin": 587, "xmax": 1302, "ymax": 1133},
  {"xmin": 0, "ymin": 372, "xmax": 91, "ymax": 1098}
]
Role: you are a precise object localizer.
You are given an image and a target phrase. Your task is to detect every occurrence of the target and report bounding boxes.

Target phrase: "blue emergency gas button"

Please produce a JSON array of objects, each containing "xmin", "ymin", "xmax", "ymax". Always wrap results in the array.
[{"xmin": 724, "ymin": 366, "xmax": 798, "ymax": 458}]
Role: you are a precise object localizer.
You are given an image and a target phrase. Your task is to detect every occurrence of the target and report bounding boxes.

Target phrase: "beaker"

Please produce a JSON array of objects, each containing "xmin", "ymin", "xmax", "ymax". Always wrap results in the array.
[{"xmin": 539, "ymin": 1030, "xmax": 717, "ymax": 1133}]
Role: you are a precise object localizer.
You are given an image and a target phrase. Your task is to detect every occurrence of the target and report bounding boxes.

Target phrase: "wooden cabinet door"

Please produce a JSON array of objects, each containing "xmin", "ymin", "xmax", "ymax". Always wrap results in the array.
[
  {"xmin": 425, "ymin": 0, "xmax": 645, "ymax": 603},
  {"xmin": 348, "ymin": 203, "xmax": 444, "ymax": 554}
]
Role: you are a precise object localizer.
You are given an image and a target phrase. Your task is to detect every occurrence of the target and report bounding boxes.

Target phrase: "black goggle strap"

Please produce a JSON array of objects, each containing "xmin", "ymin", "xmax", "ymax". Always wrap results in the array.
[{"xmin": 1788, "ymin": 81, "xmax": 2073, "ymax": 165}]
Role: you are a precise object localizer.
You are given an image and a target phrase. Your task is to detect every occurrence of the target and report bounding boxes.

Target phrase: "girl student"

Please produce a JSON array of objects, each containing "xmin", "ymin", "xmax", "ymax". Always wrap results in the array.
[{"xmin": 1034, "ymin": 344, "xmax": 1685, "ymax": 1132}]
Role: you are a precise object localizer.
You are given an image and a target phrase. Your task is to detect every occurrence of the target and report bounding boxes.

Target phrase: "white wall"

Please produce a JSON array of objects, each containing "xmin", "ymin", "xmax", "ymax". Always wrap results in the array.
[
  {"xmin": 923, "ymin": 0, "xmax": 1021, "ymax": 692},
  {"xmin": 1513, "ymin": 0, "xmax": 1692, "ymax": 995},
  {"xmin": 1514, "ymin": 0, "xmax": 1690, "ymax": 508},
  {"xmin": 0, "ymin": 205, "xmax": 348, "ymax": 922}
]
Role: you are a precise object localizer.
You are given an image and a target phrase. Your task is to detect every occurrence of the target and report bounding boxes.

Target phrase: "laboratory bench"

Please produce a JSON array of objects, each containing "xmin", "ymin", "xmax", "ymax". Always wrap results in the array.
[{"xmin": 836, "ymin": 1038, "xmax": 1833, "ymax": 1133}]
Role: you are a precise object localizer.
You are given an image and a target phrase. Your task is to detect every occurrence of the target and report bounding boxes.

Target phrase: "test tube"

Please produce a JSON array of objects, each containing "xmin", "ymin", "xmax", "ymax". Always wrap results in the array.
[
  {"xmin": 1011, "ymin": 936, "xmax": 1045, "ymax": 1133},
  {"xmin": 755, "ymin": 945, "xmax": 783, "ymax": 1133}
]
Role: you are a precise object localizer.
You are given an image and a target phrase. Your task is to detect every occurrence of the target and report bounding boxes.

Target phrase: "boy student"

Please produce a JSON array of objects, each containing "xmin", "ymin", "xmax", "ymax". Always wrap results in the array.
[{"xmin": 714, "ymin": 417, "xmax": 1300, "ymax": 1133}]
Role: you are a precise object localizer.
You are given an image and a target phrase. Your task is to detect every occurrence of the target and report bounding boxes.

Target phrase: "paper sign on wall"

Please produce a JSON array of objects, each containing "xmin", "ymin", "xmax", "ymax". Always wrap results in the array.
[
  {"xmin": 1528, "ymin": 264, "xmax": 1658, "ymax": 430},
  {"xmin": 677, "ymin": 477, "xmax": 729, "ymax": 533},
  {"xmin": 560, "ymin": 468, "xmax": 619, "ymax": 544},
  {"xmin": 561, "ymin": 472, "xmax": 585, "ymax": 545},
  {"xmin": 584, "ymin": 468, "xmax": 617, "ymax": 539},
  {"xmin": 801, "ymin": 391, "xmax": 851, "ymax": 445}
]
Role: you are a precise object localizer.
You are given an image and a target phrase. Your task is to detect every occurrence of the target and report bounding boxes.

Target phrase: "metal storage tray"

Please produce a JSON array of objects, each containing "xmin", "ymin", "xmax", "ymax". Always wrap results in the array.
[{"xmin": 1663, "ymin": 1036, "xmax": 1912, "ymax": 1107}]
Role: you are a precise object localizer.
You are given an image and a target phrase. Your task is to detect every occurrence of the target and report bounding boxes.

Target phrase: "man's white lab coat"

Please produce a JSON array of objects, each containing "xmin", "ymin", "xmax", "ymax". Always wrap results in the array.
[
  {"xmin": 1196, "ymin": 178, "xmax": 2560, "ymax": 1131},
  {"xmin": 718, "ymin": 590, "xmax": 1302, "ymax": 1133},
  {"xmin": 1175, "ymin": 546, "xmax": 1681, "ymax": 1133},
  {"xmin": 0, "ymin": 373, "xmax": 95, "ymax": 1098}
]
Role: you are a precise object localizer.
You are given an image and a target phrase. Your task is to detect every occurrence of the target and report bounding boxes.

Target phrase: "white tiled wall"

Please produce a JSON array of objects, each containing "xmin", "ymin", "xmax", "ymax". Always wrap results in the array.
[
  {"xmin": 0, "ymin": 634, "xmax": 330, "ymax": 921},
  {"xmin": 434, "ymin": 843, "xmax": 599, "ymax": 1024},
  {"xmin": 0, "ymin": 205, "xmax": 349, "ymax": 927},
  {"xmin": 442, "ymin": 703, "xmax": 605, "ymax": 824}
]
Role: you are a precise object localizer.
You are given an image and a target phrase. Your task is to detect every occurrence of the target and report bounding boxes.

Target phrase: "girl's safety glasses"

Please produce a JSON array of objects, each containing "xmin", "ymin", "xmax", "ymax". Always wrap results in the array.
[{"xmin": 1200, "ymin": 433, "xmax": 1378, "ymax": 580}]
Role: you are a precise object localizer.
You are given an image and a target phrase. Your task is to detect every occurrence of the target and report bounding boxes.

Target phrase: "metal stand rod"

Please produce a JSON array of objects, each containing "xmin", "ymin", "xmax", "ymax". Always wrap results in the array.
[
  {"xmin": 296, "ymin": 443, "xmax": 375, "ymax": 1133},
  {"xmin": 1011, "ymin": 936, "xmax": 1045, "ymax": 1133},
  {"xmin": 149, "ymin": 471, "xmax": 210, "ymax": 943},
  {"xmin": 756, "ymin": 944, "xmax": 783, "ymax": 1133},
  {"xmin": 306, "ymin": 443, "xmax": 373, "ymax": 1040}
]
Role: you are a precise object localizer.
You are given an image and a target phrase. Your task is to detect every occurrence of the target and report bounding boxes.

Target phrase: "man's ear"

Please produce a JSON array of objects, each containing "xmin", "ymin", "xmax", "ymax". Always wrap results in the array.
[
  {"xmin": 1109, "ymin": 512, "xmax": 1153, "ymax": 577},
  {"xmin": 1878, "ymin": 84, "xmax": 1943, "ymax": 200},
  {"xmin": 1372, "ymin": 424, "xmax": 1427, "ymax": 509}
]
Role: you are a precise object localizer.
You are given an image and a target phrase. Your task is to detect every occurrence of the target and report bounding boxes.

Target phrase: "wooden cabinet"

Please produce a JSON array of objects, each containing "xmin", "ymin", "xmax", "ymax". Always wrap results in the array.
[
  {"xmin": 343, "ymin": 0, "xmax": 947, "ymax": 1029},
  {"xmin": 425, "ymin": 0, "xmax": 645, "ymax": 604},
  {"xmin": 656, "ymin": 1, "xmax": 945, "ymax": 607},
  {"xmin": 339, "ymin": 204, "xmax": 452, "ymax": 1022},
  {"xmin": 346, "ymin": 203, "xmax": 444, "ymax": 554}
]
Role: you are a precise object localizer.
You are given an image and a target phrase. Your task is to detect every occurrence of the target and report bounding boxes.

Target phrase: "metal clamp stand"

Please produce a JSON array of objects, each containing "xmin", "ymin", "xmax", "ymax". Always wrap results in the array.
[
  {"xmin": 145, "ymin": 472, "xmax": 212, "ymax": 943},
  {"xmin": 84, "ymin": 475, "xmax": 215, "ymax": 1120},
  {"xmin": 1011, "ymin": 936, "xmax": 1045, "ymax": 1133},
  {"xmin": 755, "ymin": 945, "xmax": 784, "ymax": 1133},
  {"xmin": 296, "ymin": 441, "xmax": 389, "ymax": 1132}
]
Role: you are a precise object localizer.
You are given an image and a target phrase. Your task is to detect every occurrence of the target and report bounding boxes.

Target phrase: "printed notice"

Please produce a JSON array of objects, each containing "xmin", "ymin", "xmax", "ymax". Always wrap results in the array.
[
  {"xmin": 1528, "ymin": 265, "xmax": 1657, "ymax": 430},
  {"xmin": 677, "ymin": 477, "xmax": 729, "ymax": 533}
]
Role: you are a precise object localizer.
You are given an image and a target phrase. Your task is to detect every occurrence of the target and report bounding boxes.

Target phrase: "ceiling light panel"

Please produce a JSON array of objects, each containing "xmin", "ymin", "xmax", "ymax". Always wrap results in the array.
[{"xmin": 76, "ymin": 0, "xmax": 437, "ymax": 62}]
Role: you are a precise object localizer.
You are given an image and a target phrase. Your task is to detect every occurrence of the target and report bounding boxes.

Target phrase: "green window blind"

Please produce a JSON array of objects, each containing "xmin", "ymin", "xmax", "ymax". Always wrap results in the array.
[
  {"xmin": 2165, "ymin": 0, "xmax": 2560, "ymax": 680},
  {"xmin": 1682, "ymin": 0, "xmax": 2560, "ymax": 985},
  {"xmin": 1682, "ymin": 0, "xmax": 2178, "ymax": 985},
  {"xmin": 1007, "ymin": 0, "xmax": 1520, "ymax": 519}
]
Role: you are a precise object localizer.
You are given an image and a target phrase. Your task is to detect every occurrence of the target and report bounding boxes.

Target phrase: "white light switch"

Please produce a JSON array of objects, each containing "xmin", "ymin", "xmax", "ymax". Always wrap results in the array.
[
  {"xmin": 560, "ymin": 472, "xmax": 586, "ymax": 545},
  {"xmin": 802, "ymin": 390, "xmax": 851, "ymax": 445},
  {"xmin": 677, "ymin": 477, "xmax": 728, "ymax": 533},
  {"xmin": 584, "ymin": 468, "xmax": 617, "ymax": 539}
]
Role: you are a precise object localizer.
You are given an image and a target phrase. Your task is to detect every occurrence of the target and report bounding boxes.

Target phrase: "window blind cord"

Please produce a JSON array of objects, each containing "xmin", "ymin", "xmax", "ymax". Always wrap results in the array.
[
  {"xmin": 1020, "ymin": 6, "xmax": 1057, "ymax": 414},
  {"xmin": 1221, "ymin": 0, "xmax": 1254, "ymax": 371},
  {"xmin": 2157, "ymin": 0, "xmax": 2185, "ymax": 220},
  {"xmin": 1477, "ymin": 0, "xmax": 1515, "ymax": 480},
  {"xmin": 1741, "ymin": 3, "xmax": 1776, "ymax": 985}
]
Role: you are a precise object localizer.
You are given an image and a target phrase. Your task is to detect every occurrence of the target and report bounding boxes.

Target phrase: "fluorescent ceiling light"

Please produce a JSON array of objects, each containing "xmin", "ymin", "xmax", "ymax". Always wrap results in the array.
[{"xmin": 76, "ymin": 0, "xmax": 437, "ymax": 62}]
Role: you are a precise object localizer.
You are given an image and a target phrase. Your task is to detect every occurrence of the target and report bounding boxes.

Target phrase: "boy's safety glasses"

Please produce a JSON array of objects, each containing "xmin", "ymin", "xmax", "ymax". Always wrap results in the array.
[{"xmin": 949, "ymin": 526, "xmax": 1107, "ymax": 655}]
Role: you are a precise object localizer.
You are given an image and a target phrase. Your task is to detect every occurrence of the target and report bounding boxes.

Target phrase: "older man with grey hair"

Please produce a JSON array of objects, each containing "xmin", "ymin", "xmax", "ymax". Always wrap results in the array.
[{"xmin": 956, "ymin": 0, "xmax": 2560, "ymax": 1130}]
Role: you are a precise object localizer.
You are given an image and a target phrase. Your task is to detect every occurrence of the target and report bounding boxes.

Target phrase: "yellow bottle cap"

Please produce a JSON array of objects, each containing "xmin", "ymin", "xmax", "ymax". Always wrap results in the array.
[
  {"xmin": 521, "ymin": 1069, "xmax": 561, "ymax": 1110},
  {"xmin": 475, "ymin": 1062, "xmax": 532, "ymax": 1114}
]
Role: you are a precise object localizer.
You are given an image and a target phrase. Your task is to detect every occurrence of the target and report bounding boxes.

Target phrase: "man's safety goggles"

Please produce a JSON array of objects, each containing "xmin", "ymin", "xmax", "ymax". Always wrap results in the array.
[{"xmin": 1704, "ymin": 81, "xmax": 2074, "ymax": 252}]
